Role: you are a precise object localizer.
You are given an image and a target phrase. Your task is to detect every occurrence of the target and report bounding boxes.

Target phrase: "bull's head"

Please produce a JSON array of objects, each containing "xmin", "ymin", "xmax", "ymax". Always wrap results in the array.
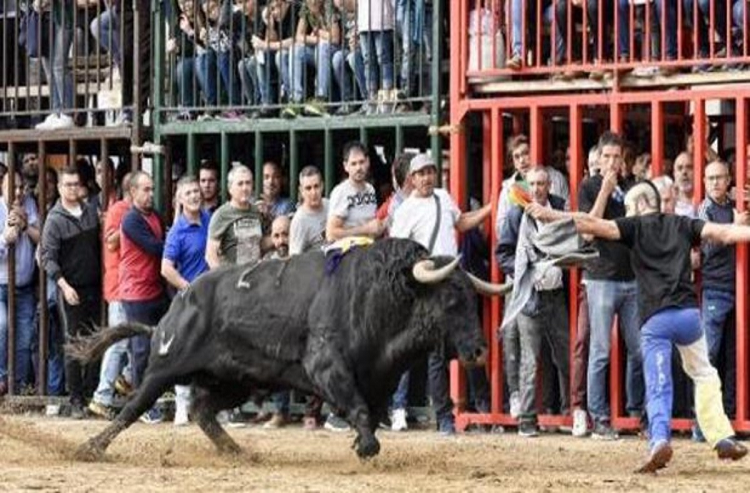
[{"xmin": 411, "ymin": 257, "xmax": 511, "ymax": 367}]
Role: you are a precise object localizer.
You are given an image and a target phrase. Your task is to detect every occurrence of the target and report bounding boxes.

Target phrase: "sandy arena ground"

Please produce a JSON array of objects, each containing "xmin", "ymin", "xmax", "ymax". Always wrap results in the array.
[{"xmin": 0, "ymin": 414, "xmax": 748, "ymax": 492}]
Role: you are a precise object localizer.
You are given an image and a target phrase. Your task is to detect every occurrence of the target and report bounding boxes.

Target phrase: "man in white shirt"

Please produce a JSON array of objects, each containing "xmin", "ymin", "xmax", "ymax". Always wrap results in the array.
[
  {"xmin": 326, "ymin": 141, "xmax": 384, "ymax": 241},
  {"xmin": 390, "ymin": 153, "xmax": 492, "ymax": 435}
]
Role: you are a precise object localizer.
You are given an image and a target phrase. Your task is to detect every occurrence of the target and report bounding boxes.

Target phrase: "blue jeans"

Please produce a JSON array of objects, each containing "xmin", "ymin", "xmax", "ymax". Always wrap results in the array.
[
  {"xmin": 511, "ymin": 0, "xmax": 566, "ymax": 63},
  {"xmin": 585, "ymin": 279, "xmax": 644, "ymax": 423},
  {"xmin": 93, "ymin": 301, "xmax": 131, "ymax": 406},
  {"xmin": 0, "ymin": 284, "xmax": 36, "ymax": 391},
  {"xmin": 359, "ymin": 31, "xmax": 395, "ymax": 98},
  {"xmin": 701, "ymin": 288, "xmax": 736, "ymax": 415},
  {"xmin": 392, "ymin": 371, "xmax": 410, "ymax": 410},
  {"xmin": 734, "ymin": 0, "xmax": 747, "ymax": 32},
  {"xmin": 237, "ymin": 55, "xmax": 260, "ymax": 106},
  {"xmin": 332, "ymin": 48, "xmax": 366, "ymax": 101},
  {"xmin": 428, "ymin": 346, "xmax": 454, "ymax": 425},
  {"xmin": 41, "ymin": 23, "xmax": 74, "ymax": 113},
  {"xmin": 196, "ymin": 50, "xmax": 241, "ymax": 106},
  {"xmin": 31, "ymin": 279, "xmax": 65, "ymax": 395},
  {"xmin": 123, "ymin": 297, "xmax": 168, "ymax": 388},
  {"xmin": 253, "ymin": 49, "xmax": 291, "ymax": 105},
  {"xmin": 641, "ymin": 307, "xmax": 734, "ymax": 449},
  {"xmin": 90, "ymin": 8, "xmax": 121, "ymax": 66},
  {"xmin": 195, "ymin": 51, "xmax": 219, "ymax": 106},
  {"xmin": 175, "ymin": 56, "xmax": 197, "ymax": 108},
  {"xmin": 271, "ymin": 391, "xmax": 290, "ymax": 415},
  {"xmin": 291, "ymin": 43, "xmax": 335, "ymax": 103}
]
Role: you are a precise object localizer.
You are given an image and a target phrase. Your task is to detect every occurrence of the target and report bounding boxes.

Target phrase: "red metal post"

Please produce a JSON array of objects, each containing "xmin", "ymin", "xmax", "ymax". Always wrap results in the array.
[
  {"xmin": 651, "ymin": 101, "xmax": 664, "ymax": 176},
  {"xmin": 490, "ymin": 108, "xmax": 504, "ymax": 416},
  {"xmin": 736, "ymin": 97, "xmax": 749, "ymax": 428}
]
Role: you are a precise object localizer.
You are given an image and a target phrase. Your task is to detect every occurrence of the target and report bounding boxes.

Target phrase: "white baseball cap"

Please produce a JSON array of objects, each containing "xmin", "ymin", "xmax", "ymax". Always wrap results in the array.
[{"xmin": 409, "ymin": 154, "xmax": 437, "ymax": 174}]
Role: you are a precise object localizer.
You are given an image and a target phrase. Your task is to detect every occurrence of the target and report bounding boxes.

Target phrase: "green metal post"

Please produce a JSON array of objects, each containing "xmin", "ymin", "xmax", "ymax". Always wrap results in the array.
[
  {"xmin": 221, "ymin": 132, "xmax": 230, "ymax": 202},
  {"xmin": 324, "ymin": 128, "xmax": 334, "ymax": 195},
  {"xmin": 187, "ymin": 133, "xmax": 197, "ymax": 175},
  {"xmin": 289, "ymin": 130, "xmax": 299, "ymax": 203},
  {"xmin": 395, "ymin": 124, "xmax": 404, "ymax": 155},
  {"xmin": 359, "ymin": 126, "xmax": 368, "ymax": 147},
  {"xmin": 255, "ymin": 130, "xmax": 264, "ymax": 197},
  {"xmin": 431, "ymin": 0, "xmax": 444, "ymax": 184},
  {"xmin": 152, "ymin": 1, "xmax": 166, "ymax": 208}
]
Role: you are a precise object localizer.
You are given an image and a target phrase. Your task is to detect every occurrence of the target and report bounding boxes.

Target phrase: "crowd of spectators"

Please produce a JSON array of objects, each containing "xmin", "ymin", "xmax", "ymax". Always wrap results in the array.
[{"xmin": 1, "ymin": 0, "xmax": 437, "ymax": 130}]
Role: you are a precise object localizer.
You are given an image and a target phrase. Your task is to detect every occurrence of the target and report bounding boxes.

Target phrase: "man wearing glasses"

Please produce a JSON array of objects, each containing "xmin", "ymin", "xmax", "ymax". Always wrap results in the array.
[{"xmin": 41, "ymin": 166, "xmax": 102, "ymax": 419}]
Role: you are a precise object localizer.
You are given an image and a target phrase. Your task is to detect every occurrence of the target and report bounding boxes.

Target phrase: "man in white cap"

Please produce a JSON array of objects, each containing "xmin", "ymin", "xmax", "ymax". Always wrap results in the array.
[{"xmin": 390, "ymin": 152, "xmax": 492, "ymax": 434}]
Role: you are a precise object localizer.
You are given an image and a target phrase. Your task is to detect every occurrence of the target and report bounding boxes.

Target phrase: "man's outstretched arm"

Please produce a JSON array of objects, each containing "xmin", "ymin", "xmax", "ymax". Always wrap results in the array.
[
  {"xmin": 526, "ymin": 203, "xmax": 621, "ymax": 241},
  {"xmin": 702, "ymin": 222, "xmax": 750, "ymax": 245}
]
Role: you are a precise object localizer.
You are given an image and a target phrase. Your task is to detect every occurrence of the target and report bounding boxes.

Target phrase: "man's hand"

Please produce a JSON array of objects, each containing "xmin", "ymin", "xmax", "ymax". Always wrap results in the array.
[
  {"xmin": 3, "ymin": 225, "xmax": 19, "ymax": 244},
  {"xmin": 526, "ymin": 203, "xmax": 555, "ymax": 222},
  {"xmin": 61, "ymin": 284, "xmax": 80, "ymax": 306},
  {"xmin": 601, "ymin": 169, "xmax": 619, "ymax": 196},
  {"xmin": 366, "ymin": 218, "xmax": 386, "ymax": 237},
  {"xmin": 734, "ymin": 209, "xmax": 750, "ymax": 226},
  {"xmin": 166, "ymin": 37, "xmax": 178, "ymax": 53}
]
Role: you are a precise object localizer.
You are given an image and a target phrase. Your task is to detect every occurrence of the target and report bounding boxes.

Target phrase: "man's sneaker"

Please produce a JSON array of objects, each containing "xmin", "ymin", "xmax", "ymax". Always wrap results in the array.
[
  {"xmin": 518, "ymin": 421, "xmax": 539, "ymax": 437},
  {"xmin": 263, "ymin": 413, "xmax": 287, "ymax": 429},
  {"xmin": 174, "ymin": 406, "xmax": 189, "ymax": 427},
  {"xmin": 572, "ymin": 409, "xmax": 588, "ymax": 437},
  {"xmin": 139, "ymin": 407, "xmax": 164, "ymax": 425},
  {"xmin": 35, "ymin": 113, "xmax": 60, "ymax": 130},
  {"xmin": 303, "ymin": 98, "xmax": 328, "ymax": 117},
  {"xmin": 391, "ymin": 408, "xmax": 408, "ymax": 432},
  {"xmin": 506, "ymin": 54, "xmax": 522, "ymax": 70},
  {"xmin": 438, "ymin": 418, "xmax": 456, "ymax": 436},
  {"xmin": 335, "ymin": 103, "xmax": 355, "ymax": 116},
  {"xmin": 114, "ymin": 376, "xmax": 133, "ymax": 396},
  {"xmin": 220, "ymin": 110, "xmax": 243, "ymax": 121},
  {"xmin": 509, "ymin": 391, "xmax": 521, "ymax": 419},
  {"xmin": 715, "ymin": 438, "xmax": 748, "ymax": 461},
  {"xmin": 281, "ymin": 104, "xmax": 301, "ymax": 119},
  {"xmin": 110, "ymin": 110, "xmax": 132, "ymax": 127},
  {"xmin": 88, "ymin": 401, "xmax": 116, "ymax": 420},
  {"xmin": 226, "ymin": 409, "xmax": 248, "ymax": 428},
  {"xmin": 636, "ymin": 440, "xmax": 673, "ymax": 474},
  {"xmin": 324, "ymin": 414, "xmax": 351, "ymax": 432},
  {"xmin": 691, "ymin": 423, "xmax": 706, "ymax": 442},
  {"xmin": 69, "ymin": 402, "xmax": 85, "ymax": 420},
  {"xmin": 591, "ymin": 421, "xmax": 619, "ymax": 441}
]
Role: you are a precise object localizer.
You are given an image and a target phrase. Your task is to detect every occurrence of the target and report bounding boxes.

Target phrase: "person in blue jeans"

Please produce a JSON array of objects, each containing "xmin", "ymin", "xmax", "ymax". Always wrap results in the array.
[
  {"xmin": 332, "ymin": 0, "xmax": 366, "ymax": 115},
  {"xmin": 31, "ymin": 278, "xmax": 66, "ymax": 396},
  {"xmin": 577, "ymin": 132, "xmax": 643, "ymax": 440},
  {"xmin": 0, "ymin": 170, "xmax": 41, "ymax": 395},
  {"xmin": 684, "ymin": 0, "xmax": 746, "ymax": 71},
  {"xmin": 357, "ymin": 0, "xmax": 395, "ymax": 114},
  {"xmin": 528, "ymin": 180, "xmax": 749, "ymax": 472},
  {"xmin": 283, "ymin": 0, "xmax": 340, "ymax": 118}
]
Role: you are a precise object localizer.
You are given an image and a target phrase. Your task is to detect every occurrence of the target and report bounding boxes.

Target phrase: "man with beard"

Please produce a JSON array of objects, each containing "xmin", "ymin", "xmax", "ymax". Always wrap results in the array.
[
  {"xmin": 199, "ymin": 162, "xmax": 220, "ymax": 214},
  {"xmin": 326, "ymin": 142, "xmax": 384, "ymax": 241},
  {"xmin": 257, "ymin": 161, "xmax": 294, "ymax": 231}
]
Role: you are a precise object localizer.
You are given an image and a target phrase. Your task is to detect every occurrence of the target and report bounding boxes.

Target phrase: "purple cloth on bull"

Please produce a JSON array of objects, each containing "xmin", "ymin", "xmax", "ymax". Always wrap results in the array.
[
  {"xmin": 499, "ymin": 215, "xmax": 598, "ymax": 333},
  {"xmin": 323, "ymin": 237, "xmax": 374, "ymax": 275}
]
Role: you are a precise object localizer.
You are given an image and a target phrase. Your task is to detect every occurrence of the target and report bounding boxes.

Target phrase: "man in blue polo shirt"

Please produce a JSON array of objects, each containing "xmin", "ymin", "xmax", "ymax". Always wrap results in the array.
[{"xmin": 161, "ymin": 175, "xmax": 210, "ymax": 426}]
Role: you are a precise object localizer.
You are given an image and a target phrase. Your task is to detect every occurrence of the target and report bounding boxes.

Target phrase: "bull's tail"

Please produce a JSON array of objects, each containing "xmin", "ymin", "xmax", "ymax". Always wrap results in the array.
[{"xmin": 65, "ymin": 323, "xmax": 154, "ymax": 364}]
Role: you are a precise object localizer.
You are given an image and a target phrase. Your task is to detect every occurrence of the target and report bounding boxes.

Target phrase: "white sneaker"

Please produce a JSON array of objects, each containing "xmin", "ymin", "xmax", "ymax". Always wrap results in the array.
[
  {"xmin": 174, "ymin": 406, "xmax": 189, "ymax": 427},
  {"xmin": 52, "ymin": 114, "xmax": 75, "ymax": 129},
  {"xmin": 391, "ymin": 408, "xmax": 408, "ymax": 432},
  {"xmin": 572, "ymin": 409, "xmax": 588, "ymax": 437},
  {"xmin": 509, "ymin": 391, "xmax": 521, "ymax": 419},
  {"xmin": 35, "ymin": 113, "xmax": 60, "ymax": 130}
]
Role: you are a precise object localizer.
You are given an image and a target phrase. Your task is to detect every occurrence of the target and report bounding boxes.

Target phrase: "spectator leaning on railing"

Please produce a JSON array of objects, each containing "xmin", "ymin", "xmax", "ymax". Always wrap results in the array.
[{"xmin": 0, "ymin": 170, "xmax": 41, "ymax": 395}]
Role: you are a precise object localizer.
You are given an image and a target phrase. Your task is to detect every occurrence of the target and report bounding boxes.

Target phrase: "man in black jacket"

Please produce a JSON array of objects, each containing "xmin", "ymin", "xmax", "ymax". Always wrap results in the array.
[
  {"xmin": 497, "ymin": 166, "xmax": 569, "ymax": 437},
  {"xmin": 41, "ymin": 166, "xmax": 102, "ymax": 419}
]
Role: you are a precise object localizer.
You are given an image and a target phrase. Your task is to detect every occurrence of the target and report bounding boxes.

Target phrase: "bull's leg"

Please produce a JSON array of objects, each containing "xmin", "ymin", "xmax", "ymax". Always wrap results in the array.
[
  {"xmin": 304, "ymin": 350, "xmax": 380, "ymax": 459},
  {"xmin": 75, "ymin": 374, "xmax": 171, "ymax": 461},
  {"xmin": 191, "ymin": 384, "xmax": 248, "ymax": 455}
]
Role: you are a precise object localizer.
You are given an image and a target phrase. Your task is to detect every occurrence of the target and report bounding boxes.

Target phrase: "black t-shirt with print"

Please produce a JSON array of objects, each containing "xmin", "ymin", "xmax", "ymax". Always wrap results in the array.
[
  {"xmin": 578, "ymin": 174, "xmax": 635, "ymax": 281},
  {"xmin": 615, "ymin": 214, "xmax": 705, "ymax": 324}
]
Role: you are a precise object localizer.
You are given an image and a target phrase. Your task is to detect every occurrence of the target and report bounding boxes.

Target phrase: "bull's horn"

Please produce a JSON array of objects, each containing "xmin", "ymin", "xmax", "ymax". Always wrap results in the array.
[
  {"xmin": 466, "ymin": 272, "xmax": 513, "ymax": 296},
  {"xmin": 412, "ymin": 257, "xmax": 461, "ymax": 284}
]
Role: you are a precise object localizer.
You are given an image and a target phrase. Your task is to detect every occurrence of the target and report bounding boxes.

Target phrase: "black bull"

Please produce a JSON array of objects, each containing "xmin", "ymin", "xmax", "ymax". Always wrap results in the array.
[{"xmin": 68, "ymin": 238, "xmax": 510, "ymax": 461}]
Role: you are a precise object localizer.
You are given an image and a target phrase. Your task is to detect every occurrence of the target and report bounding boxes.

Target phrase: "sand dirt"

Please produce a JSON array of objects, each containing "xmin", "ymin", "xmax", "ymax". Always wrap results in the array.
[{"xmin": 0, "ymin": 415, "xmax": 747, "ymax": 492}]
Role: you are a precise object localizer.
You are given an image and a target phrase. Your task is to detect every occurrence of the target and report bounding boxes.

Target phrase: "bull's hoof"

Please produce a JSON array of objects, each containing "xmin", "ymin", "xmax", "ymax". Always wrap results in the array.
[
  {"xmin": 74, "ymin": 441, "xmax": 105, "ymax": 462},
  {"xmin": 217, "ymin": 440, "xmax": 243, "ymax": 456},
  {"xmin": 354, "ymin": 435, "xmax": 380, "ymax": 459}
]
